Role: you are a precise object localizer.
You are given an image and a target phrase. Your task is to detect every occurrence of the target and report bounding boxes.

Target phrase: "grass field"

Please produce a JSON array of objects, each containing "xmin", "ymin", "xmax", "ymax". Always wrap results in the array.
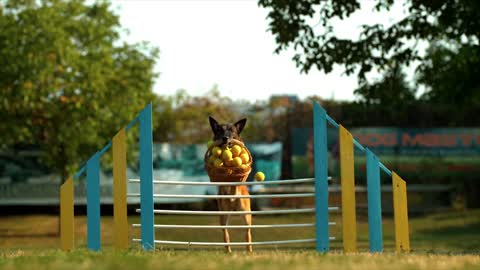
[{"xmin": 0, "ymin": 209, "xmax": 479, "ymax": 269}]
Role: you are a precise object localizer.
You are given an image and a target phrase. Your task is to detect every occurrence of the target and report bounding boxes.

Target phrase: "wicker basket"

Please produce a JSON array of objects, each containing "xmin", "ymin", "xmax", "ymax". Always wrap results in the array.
[{"xmin": 204, "ymin": 139, "xmax": 252, "ymax": 182}]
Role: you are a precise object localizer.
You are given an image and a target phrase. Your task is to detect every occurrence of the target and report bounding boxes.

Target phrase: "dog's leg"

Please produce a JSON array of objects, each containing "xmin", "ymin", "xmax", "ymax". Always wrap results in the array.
[
  {"xmin": 220, "ymin": 214, "xmax": 231, "ymax": 253},
  {"xmin": 243, "ymin": 213, "xmax": 253, "ymax": 253}
]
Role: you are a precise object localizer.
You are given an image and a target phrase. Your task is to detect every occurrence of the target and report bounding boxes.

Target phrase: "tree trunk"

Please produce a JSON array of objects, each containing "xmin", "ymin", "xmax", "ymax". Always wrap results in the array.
[{"xmin": 281, "ymin": 107, "xmax": 293, "ymax": 179}]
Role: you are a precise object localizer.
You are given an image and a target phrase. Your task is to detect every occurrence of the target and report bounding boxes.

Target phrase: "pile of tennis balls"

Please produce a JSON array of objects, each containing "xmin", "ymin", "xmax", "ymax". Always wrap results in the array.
[
  {"xmin": 207, "ymin": 140, "xmax": 265, "ymax": 181},
  {"xmin": 207, "ymin": 141, "xmax": 250, "ymax": 169}
]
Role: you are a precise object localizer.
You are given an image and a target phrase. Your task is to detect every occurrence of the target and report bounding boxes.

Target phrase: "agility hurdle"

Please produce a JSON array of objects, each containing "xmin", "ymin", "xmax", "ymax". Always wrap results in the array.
[
  {"xmin": 314, "ymin": 102, "xmax": 410, "ymax": 253},
  {"xmin": 59, "ymin": 101, "xmax": 410, "ymax": 253},
  {"xmin": 60, "ymin": 103, "xmax": 155, "ymax": 251}
]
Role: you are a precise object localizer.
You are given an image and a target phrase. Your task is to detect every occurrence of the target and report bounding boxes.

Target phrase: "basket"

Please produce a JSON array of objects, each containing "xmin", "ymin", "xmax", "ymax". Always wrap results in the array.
[{"xmin": 204, "ymin": 139, "xmax": 253, "ymax": 182}]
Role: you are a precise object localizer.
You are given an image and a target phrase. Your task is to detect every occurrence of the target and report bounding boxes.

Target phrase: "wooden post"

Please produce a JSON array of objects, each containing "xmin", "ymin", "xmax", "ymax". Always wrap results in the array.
[
  {"xmin": 113, "ymin": 128, "xmax": 128, "ymax": 250},
  {"xmin": 392, "ymin": 172, "xmax": 410, "ymax": 253},
  {"xmin": 339, "ymin": 125, "xmax": 357, "ymax": 253},
  {"xmin": 60, "ymin": 177, "xmax": 74, "ymax": 251},
  {"xmin": 366, "ymin": 148, "xmax": 383, "ymax": 252},
  {"xmin": 313, "ymin": 102, "xmax": 330, "ymax": 252}
]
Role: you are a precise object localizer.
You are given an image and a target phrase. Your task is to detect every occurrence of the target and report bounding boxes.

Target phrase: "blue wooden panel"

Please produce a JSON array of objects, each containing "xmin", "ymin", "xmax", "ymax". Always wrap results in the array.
[
  {"xmin": 366, "ymin": 148, "xmax": 383, "ymax": 252},
  {"xmin": 86, "ymin": 152, "xmax": 101, "ymax": 251},
  {"xmin": 313, "ymin": 102, "xmax": 330, "ymax": 252},
  {"xmin": 139, "ymin": 103, "xmax": 155, "ymax": 251}
]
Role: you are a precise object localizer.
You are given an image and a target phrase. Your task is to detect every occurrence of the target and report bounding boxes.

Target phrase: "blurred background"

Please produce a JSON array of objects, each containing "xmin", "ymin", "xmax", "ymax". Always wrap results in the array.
[{"xmin": 0, "ymin": 0, "xmax": 479, "ymax": 251}]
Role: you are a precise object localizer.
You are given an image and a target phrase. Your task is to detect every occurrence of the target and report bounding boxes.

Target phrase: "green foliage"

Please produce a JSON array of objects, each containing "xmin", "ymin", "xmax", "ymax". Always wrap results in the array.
[
  {"xmin": 152, "ymin": 95, "xmax": 176, "ymax": 142},
  {"xmin": 173, "ymin": 86, "xmax": 240, "ymax": 144},
  {"xmin": 258, "ymin": 0, "xmax": 480, "ymax": 103},
  {"xmin": 353, "ymin": 64, "xmax": 416, "ymax": 122},
  {"xmin": 153, "ymin": 85, "xmax": 283, "ymax": 144},
  {"xmin": 151, "ymin": 88, "xmax": 289, "ymax": 144},
  {"xmin": 259, "ymin": 0, "xmax": 480, "ymax": 77},
  {"xmin": 0, "ymin": 0, "xmax": 159, "ymax": 179},
  {"xmin": 355, "ymin": 65, "xmax": 415, "ymax": 106},
  {"xmin": 419, "ymin": 43, "xmax": 480, "ymax": 107}
]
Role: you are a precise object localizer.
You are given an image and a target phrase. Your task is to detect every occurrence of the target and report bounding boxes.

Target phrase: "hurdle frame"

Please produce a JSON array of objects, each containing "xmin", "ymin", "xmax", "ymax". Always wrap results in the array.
[
  {"xmin": 315, "ymin": 101, "xmax": 410, "ymax": 253},
  {"xmin": 59, "ymin": 101, "xmax": 410, "ymax": 253},
  {"xmin": 60, "ymin": 103, "xmax": 155, "ymax": 251}
]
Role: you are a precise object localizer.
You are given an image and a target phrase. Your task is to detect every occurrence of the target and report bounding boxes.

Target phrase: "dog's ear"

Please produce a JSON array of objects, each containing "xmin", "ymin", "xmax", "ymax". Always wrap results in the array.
[
  {"xmin": 209, "ymin": 116, "xmax": 220, "ymax": 133},
  {"xmin": 234, "ymin": 118, "xmax": 247, "ymax": 134}
]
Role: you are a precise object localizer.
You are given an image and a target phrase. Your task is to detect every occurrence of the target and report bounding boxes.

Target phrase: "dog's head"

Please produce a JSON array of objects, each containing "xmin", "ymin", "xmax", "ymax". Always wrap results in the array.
[{"xmin": 209, "ymin": 116, "xmax": 247, "ymax": 146}]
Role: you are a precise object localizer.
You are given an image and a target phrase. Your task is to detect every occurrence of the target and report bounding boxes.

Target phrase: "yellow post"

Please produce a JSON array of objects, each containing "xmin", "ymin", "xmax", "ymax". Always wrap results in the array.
[
  {"xmin": 60, "ymin": 177, "xmax": 74, "ymax": 251},
  {"xmin": 113, "ymin": 128, "xmax": 128, "ymax": 250},
  {"xmin": 339, "ymin": 125, "xmax": 357, "ymax": 253},
  {"xmin": 392, "ymin": 172, "xmax": 410, "ymax": 253}
]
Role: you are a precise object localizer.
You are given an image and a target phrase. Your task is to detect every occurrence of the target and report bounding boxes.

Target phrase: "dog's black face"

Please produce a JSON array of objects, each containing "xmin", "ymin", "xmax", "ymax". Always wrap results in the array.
[{"xmin": 209, "ymin": 116, "xmax": 247, "ymax": 146}]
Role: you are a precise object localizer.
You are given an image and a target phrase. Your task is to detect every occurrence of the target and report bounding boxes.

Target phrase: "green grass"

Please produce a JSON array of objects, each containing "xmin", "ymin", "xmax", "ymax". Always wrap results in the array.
[
  {"xmin": 0, "ymin": 209, "xmax": 479, "ymax": 269},
  {"xmin": 1, "ymin": 250, "xmax": 480, "ymax": 270}
]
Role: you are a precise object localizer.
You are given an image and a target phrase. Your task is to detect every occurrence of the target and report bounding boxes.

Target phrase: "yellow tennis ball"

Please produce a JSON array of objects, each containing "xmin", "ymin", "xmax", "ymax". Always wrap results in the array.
[
  {"xmin": 208, "ymin": 155, "xmax": 216, "ymax": 164},
  {"xmin": 224, "ymin": 158, "xmax": 234, "ymax": 167},
  {"xmin": 212, "ymin": 146, "xmax": 222, "ymax": 157},
  {"xmin": 240, "ymin": 153, "xmax": 249, "ymax": 164},
  {"xmin": 232, "ymin": 157, "xmax": 243, "ymax": 167},
  {"xmin": 213, "ymin": 158, "xmax": 223, "ymax": 168},
  {"xmin": 222, "ymin": 149, "xmax": 233, "ymax": 162},
  {"xmin": 241, "ymin": 164, "xmax": 249, "ymax": 169},
  {"xmin": 254, "ymin": 172, "xmax": 265, "ymax": 182},
  {"xmin": 231, "ymin": 145, "xmax": 242, "ymax": 157}
]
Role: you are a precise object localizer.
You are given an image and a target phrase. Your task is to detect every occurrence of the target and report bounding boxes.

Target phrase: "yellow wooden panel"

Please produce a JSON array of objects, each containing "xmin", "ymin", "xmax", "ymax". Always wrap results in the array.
[
  {"xmin": 399, "ymin": 178, "xmax": 410, "ymax": 253},
  {"xmin": 60, "ymin": 177, "xmax": 74, "ymax": 251},
  {"xmin": 392, "ymin": 172, "xmax": 410, "ymax": 253},
  {"xmin": 339, "ymin": 125, "xmax": 357, "ymax": 253},
  {"xmin": 113, "ymin": 128, "xmax": 128, "ymax": 250}
]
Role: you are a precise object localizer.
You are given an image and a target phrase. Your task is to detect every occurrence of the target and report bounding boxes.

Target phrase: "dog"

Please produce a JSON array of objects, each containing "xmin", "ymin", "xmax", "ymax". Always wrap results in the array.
[{"xmin": 208, "ymin": 116, "xmax": 252, "ymax": 253}]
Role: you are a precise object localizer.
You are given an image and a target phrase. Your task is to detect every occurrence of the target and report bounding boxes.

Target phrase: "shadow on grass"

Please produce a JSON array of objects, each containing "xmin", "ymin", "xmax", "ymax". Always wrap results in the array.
[
  {"xmin": 416, "ymin": 221, "xmax": 480, "ymax": 252},
  {"xmin": 0, "ymin": 232, "xmax": 58, "ymax": 238},
  {"xmin": 154, "ymin": 246, "xmax": 322, "ymax": 252}
]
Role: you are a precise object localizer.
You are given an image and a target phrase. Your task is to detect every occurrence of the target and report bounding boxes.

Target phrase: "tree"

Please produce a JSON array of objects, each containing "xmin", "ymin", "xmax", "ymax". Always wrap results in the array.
[
  {"xmin": 355, "ymin": 63, "xmax": 415, "ymax": 105},
  {"xmin": 258, "ymin": 0, "xmax": 480, "ymax": 100},
  {"xmin": 159, "ymin": 86, "xmax": 241, "ymax": 144},
  {"xmin": 151, "ymin": 87, "xmax": 277, "ymax": 145},
  {"xmin": 152, "ymin": 95, "xmax": 176, "ymax": 142},
  {"xmin": 0, "ymin": 0, "xmax": 159, "ymax": 181},
  {"xmin": 418, "ymin": 42, "xmax": 480, "ymax": 107}
]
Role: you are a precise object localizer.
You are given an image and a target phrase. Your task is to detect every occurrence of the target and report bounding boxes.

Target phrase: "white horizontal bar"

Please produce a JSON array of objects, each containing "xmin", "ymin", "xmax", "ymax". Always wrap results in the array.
[
  {"xmin": 128, "ymin": 178, "xmax": 332, "ymax": 186},
  {"xmin": 136, "ymin": 207, "xmax": 339, "ymax": 215},
  {"xmin": 132, "ymin": 238, "xmax": 335, "ymax": 246},
  {"xmin": 132, "ymin": 222, "xmax": 336, "ymax": 229},
  {"xmin": 127, "ymin": 193, "xmax": 315, "ymax": 199}
]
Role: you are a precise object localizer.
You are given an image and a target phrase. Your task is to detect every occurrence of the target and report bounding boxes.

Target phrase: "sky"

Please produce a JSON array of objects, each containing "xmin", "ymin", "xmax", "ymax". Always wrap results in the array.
[{"xmin": 114, "ymin": 0, "xmax": 409, "ymax": 102}]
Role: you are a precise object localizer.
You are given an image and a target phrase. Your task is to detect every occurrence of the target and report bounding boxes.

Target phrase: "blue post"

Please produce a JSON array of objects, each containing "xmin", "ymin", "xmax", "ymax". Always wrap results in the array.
[
  {"xmin": 366, "ymin": 148, "xmax": 383, "ymax": 252},
  {"xmin": 139, "ymin": 103, "xmax": 155, "ymax": 251},
  {"xmin": 313, "ymin": 102, "xmax": 330, "ymax": 252},
  {"xmin": 86, "ymin": 152, "xmax": 101, "ymax": 251}
]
